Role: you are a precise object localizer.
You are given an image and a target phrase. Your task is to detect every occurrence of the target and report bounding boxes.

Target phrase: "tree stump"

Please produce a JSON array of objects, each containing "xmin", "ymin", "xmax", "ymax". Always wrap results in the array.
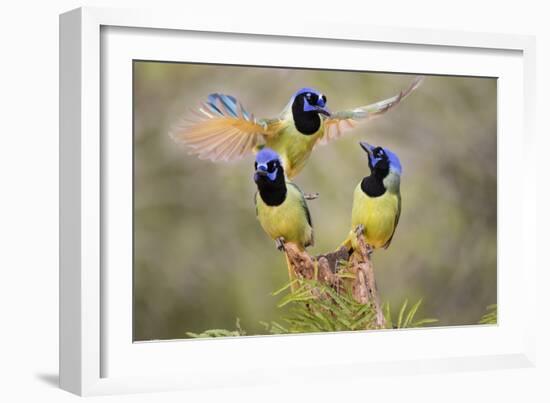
[{"xmin": 282, "ymin": 230, "xmax": 386, "ymax": 329}]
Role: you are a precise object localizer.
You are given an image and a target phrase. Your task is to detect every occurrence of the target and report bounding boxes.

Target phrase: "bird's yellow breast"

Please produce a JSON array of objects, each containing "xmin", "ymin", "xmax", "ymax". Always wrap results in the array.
[
  {"xmin": 255, "ymin": 185, "xmax": 313, "ymax": 249},
  {"xmin": 265, "ymin": 123, "xmax": 324, "ymax": 179},
  {"xmin": 350, "ymin": 184, "xmax": 399, "ymax": 249}
]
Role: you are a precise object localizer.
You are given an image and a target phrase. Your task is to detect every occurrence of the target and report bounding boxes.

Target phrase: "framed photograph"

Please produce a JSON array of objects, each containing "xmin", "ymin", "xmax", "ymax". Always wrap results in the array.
[{"xmin": 60, "ymin": 7, "xmax": 537, "ymax": 396}]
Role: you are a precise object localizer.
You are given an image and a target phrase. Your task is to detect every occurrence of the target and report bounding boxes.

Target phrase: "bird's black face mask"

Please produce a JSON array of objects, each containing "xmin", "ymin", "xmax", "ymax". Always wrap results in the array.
[{"xmin": 291, "ymin": 89, "xmax": 330, "ymax": 135}]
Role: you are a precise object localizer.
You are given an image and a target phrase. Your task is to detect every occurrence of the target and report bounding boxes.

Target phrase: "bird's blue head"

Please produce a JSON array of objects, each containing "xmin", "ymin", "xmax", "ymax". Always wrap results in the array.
[
  {"xmin": 254, "ymin": 148, "xmax": 283, "ymax": 183},
  {"xmin": 291, "ymin": 88, "xmax": 330, "ymax": 117},
  {"xmin": 359, "ymin": 141, "xmax": 402, "ymax": 177}
]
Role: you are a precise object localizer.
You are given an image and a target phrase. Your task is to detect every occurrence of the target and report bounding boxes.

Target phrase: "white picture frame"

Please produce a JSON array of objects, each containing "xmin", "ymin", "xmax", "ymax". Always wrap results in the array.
[{"xmin": 59, "ymin": 6, "xmax": 537, "ymax": 396}]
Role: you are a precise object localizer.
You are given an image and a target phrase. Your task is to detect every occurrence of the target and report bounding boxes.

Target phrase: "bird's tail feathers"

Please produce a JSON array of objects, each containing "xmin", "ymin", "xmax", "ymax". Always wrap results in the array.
[{"xmin": 338, "ymin": 231, "xmax": 354, "ymax": 254}]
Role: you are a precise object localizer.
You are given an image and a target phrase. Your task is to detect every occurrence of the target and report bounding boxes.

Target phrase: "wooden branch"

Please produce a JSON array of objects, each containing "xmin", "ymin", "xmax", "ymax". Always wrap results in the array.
[
  {"xmin": 353, "ymin": 228, "xmax": 385, "ymax": 328},
  {"xmin": 303, "ymin": 192, "xmax": 320, "ymax": 200},
  {"xmin": 282, "ymin": 229, "xmax": 386, "ymax": 329},
  {"xmin": 284, "ymin": 243, "xmax": 316, "ymax": 280}
]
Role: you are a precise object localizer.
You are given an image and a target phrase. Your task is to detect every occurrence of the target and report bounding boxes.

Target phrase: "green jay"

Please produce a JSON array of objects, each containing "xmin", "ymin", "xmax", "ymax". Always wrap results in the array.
[
  {"xmin": 253, "ymin": 147, "xmax": 313, "ymax": 286},
  {"xmin": 172, "ymin": 77, "xmax": 422, "ymax": 179},
  {"xmin": 342, "ymin": 141, "xmax": 402, "ymax": 252}
]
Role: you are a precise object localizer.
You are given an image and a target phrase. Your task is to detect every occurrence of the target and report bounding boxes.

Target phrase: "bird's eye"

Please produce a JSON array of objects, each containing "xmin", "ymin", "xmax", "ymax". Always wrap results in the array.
[
  {"xmin": 267, "ymin": 161, "xmax": 276, "ymax": 172},
  {"xmin": 373, "ymin": 147, "xmax": 385, "ymax": 158},
  {"xmin": 306, "ymin": 93, "xmax": 311, "ymax": 99}
]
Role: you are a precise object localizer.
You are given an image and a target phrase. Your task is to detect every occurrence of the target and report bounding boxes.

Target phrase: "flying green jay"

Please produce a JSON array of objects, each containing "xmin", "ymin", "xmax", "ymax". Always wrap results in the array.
[
  {"xmin": 172, "ymin": 77, "xmax": 422, "ymax": 179},
  {"xmin": 253, "ymin": 148, "xmax": 313, "ymax": 286},
  {"xmin": 342, "ymin": 141, "xmax": 402, "ymax": 252}
]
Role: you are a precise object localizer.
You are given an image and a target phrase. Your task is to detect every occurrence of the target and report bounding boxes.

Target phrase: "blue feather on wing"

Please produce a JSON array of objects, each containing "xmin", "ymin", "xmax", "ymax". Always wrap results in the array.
[{"xmin": 207, "ymin": 93, "xmax": 252, "ymax": 120}]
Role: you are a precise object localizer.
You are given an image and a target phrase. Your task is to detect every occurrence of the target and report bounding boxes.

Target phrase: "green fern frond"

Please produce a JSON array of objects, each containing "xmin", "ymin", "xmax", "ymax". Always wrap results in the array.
[
  {"xmin": 186, "ymin": 318, "xmax": 247, "ymax": 338},
  {"xmin": 478, "ymin": 304, "xmax": 497, "ymax": 325},
  {"xmin": 397, "ymin": 299, "xmax": 408, "ymax": 328},
  {"xmin": 266, "ymin": 278, "xmax": 381, "ymax": 333},
  {"xmin": 384, "ymin": 302, "xmax": 393, "ymax": 327},
  {"xmin": 383, "ymin": 299, "xmax": 438, "ymax": 329},
  {"xmin": 186, "ymin": 281, "xmax": 440, "ymax": 337},
  {"xmin": 271, "ymin": 280, "xmax": 298, "ymax": 296}
]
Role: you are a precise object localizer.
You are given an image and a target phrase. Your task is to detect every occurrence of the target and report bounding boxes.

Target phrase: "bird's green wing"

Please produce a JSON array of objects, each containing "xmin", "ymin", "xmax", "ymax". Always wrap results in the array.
[
  {"xmin": 318, "ymin": 76, "xmax": 424, "ymax": 146},
  {"xmin": 383, "ymin": 193, "xmax": 401, "ymax": 249},
  {"xmin": 287, "ymin": 182, "xmax": 313, "ymax": 228},
  {"xmin": 288, "ymin": 182, "xmax": 314, "ymax": 247},
  {"xmin": 171, "ymin": 93, "xmax": 282, "ymax": 162}
]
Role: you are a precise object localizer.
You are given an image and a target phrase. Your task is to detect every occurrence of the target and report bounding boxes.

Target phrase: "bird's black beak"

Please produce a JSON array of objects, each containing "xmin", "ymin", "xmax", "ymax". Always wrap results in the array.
[
  {"xmin": 255, "ymin": 163, "xmax": 269, "ymax": 177},
  {"xmin": 303, "ymin": 95, "xmax": 331, "ymax": 117},
  {"xmin": 253, "ymin": 168, "xmax": 268, "ymax": 184},
  {"xmin": 316, "ymin": 94, "xmax": 330, "ymax": 116},
  {"xmin": 316, "ymin": 106, "xmax": 331, "ymax": 117},
  {"xmin": 360, "ymin": 141, "xmax": 374, "ymax": 156}
]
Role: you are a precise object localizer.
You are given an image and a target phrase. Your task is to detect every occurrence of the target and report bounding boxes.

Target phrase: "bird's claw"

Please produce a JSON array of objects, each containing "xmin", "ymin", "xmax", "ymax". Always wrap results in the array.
[
  {"xmin": 355, "ymin": 224, "xmax": 365, "ymax": 238},
  {"xmin": 366, "ymin": 244, "xmax": 374, "ymax": 258},
  {"xmin": 275, "ymin": 237, "xmax": 286, "ymax": 251},
  {"xmin": 304, "ymin": 192, "xmax": 320, "ymax": 200}
]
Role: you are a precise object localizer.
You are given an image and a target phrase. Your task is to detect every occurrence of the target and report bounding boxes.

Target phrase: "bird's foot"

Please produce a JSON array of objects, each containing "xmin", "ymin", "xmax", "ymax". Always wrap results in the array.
[
  {"xmin": 275, "ymin": 237, "xmax": 286, "ymax": 252},
  {"xmin": 304, "ymin": 192, "xmax": 320, "ymax": 201},
  {"xmin": 354, "ymin": 224, "xmax": 365, "ymax": 238},
  {"xmin": 366, "ymin": 244, "xmax": 374, "ymax": 258}
]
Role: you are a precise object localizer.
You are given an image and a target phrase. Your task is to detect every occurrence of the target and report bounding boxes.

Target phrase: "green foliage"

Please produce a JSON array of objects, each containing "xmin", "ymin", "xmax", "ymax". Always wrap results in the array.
[
  {"xmin": 383, "ymin": 299, "xmax": 438, "ymax": 329},
  {"xmin": 263, "ymin": 279, "xmax": 379, "ymax": 333},
  {"xmin": 186, "ymin": 318, "xmax": 246, "ymax": 338},
  {"xmin": 478, "ymin": 304, "xmax": 497, "ymax": 325},
  {"xmin": 186, "ymin": 279, "xmax": 439, "ymax": 337},
  {"xmin": 267, "ymin": 279, "xmax": 438, "ymax": 332}
]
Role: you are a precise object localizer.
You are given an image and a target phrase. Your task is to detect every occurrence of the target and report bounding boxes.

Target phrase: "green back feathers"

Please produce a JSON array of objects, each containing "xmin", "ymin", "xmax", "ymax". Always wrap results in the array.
[{"xmin": 287, "ymin": 182, "xmax": 313, "ymax": 228}]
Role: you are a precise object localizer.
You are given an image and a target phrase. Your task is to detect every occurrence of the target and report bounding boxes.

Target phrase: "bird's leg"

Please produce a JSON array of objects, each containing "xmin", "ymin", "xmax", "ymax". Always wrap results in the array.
[
  {"xmin": 355, "ymin": 224, "xmax": 365, "ymax": 238},
  {"xmin": 304, "ymin": 192, "xmax": 320, "ymax": 201},
  {"xmin": 355, "ymin": 224, "xmax": 373, "ymax": 257},
  {"xmin": 275, "ymin": 237, "xmax": 286, "ymax": 251}
]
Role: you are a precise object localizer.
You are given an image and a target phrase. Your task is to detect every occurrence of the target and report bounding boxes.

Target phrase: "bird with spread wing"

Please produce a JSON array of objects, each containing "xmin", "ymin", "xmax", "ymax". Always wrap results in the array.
[{"xmin": 171, "ymin": 76, "xmax": 423, "ymax": 179}]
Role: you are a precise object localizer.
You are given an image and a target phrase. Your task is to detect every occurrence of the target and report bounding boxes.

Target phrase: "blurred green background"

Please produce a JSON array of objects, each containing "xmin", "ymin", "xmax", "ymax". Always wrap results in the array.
[{"xmin": 133, "ymin": 61, "xmax": 496, "ymax": 341}]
